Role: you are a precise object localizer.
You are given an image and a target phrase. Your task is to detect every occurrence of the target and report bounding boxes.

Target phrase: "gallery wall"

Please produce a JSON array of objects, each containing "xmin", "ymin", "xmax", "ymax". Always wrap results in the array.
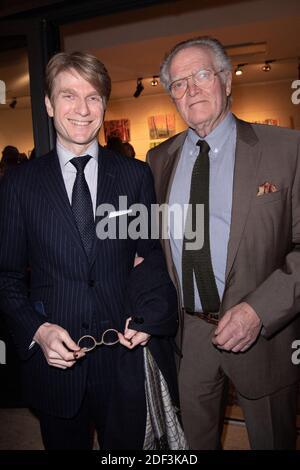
[
  {"xmin": 231, "ymin": 80, "xmax": 299, "ymax": 130},
  {"xmin": 0, "ymin": 78, "xmax": 299, "ymax": 160}
]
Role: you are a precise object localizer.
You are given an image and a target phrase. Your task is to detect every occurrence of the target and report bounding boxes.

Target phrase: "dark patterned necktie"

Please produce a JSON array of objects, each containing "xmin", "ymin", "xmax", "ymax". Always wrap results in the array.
[
  {"xmin": 70, "ymin": 155, "xmax": 95, "ymax": 258},
  {"xmin": 182, "ymin": 140, "xmax": 220, "ymax": 313}
]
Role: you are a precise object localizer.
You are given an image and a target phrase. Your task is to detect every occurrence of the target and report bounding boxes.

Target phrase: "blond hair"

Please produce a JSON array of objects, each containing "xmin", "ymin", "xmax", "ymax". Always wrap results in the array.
[{"xmin": 45, "ymin": 51, "xmax": 111, "ymax": 107}]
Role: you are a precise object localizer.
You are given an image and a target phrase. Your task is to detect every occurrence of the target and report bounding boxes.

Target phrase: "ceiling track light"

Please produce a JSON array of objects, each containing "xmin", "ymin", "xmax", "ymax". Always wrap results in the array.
[
  {"xmin": 133, "ymin": 77, "xmax": 144, "ymax": 98},
  {"xmin": 262, "ymin": 60, "xmax": 275, "ymax": 72},
  {"xmin": 151, "ymin": 75, "xmax": 159, "ymax": 86},
  {"xmin": 235, "ymin": 64, "xmax": 246, "ymax": 76},
  {"xmin": 262, "ymin": 61, "xmax": 271, "ymax": 72}
]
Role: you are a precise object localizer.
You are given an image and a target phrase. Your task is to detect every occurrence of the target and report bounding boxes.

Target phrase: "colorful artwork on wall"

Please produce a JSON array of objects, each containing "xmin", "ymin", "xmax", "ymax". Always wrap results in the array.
[
  {"xmin": 104, "ymin": 119, "xmax": 130, "ymax": 143},
  {"xmin": 148, "ymin": 114, "xmax": 176, "ymax": 140}
]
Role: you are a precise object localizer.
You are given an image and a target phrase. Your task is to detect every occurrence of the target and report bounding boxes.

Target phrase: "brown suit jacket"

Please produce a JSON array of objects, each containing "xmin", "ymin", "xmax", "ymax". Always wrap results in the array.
[{"xmin": 147, "ymin": 116, "xmax": 300, "ymax": 399}]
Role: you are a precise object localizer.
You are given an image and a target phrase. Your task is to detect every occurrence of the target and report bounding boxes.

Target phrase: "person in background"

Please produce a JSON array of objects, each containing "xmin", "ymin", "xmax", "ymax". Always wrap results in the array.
[
  {"xmin": 0, "ymin": 145, "xmax": 19, "ymax": 177},
  {"xmin": 29, "ymin": 148, "xmax": 37, "ymax": 160},
  {"xmin": 123, "ymin": 142, "xmax": 136, "ymax": 158},
  {"xmin": 106, "ymin": 136, "xmax": 136, "ymax": 158},
  {"xmin": 0, "ymin": 51, "xmax": 178, "ymax": 450},
  {"xmin": 105, "ymin": 135, "xmax": 125, "ymax": 154},
  {"xmin": 147, "ymin": 36, "xmax": 300, "ymax": 450},
  {"xmin": 17, "ymin": 152, "xmax": 28, "ymax": 164}
]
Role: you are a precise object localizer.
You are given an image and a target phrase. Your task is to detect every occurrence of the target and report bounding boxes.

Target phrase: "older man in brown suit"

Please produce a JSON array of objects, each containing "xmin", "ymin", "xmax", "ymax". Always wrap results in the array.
[{"xmin": 147, "ymin": 36, "xmax": 300, "ymax": 449}]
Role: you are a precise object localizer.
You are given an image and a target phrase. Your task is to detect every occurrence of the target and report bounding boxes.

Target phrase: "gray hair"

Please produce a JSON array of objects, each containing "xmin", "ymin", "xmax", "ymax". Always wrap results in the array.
[{"xmin": 160, "ymin": 36, "xmax": 232, "ymax": 91}]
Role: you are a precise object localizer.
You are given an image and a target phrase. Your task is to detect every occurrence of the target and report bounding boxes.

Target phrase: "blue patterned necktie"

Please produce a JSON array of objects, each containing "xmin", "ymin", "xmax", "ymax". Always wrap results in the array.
[{"xmin": 70, "ymin": 155, "xmax": 95, "ymax": 258}]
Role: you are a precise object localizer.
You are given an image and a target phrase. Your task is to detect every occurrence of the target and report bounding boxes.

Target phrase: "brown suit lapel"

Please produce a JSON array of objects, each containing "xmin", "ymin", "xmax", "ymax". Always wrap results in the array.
[
  {"xmin": 157, "ymin": 131, "xmax": 187, "ymax": 204},
  {"xmin": 225, "ymin": 118, "xmax": 261, "ymax": 282},
  {"xmin": 157, "ymin": 132, "xmax": 187, "ymax": 288}
]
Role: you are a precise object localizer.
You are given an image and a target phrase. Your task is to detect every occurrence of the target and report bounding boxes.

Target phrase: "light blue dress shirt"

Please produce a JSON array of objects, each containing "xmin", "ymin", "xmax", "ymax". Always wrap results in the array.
[
  {"xmin": 57, "ymin": 139, "xmax": 99, "ymax": 218},
  {"xmin": 169, "ymin": 112, "xmax": 237, "ymax": 310}
]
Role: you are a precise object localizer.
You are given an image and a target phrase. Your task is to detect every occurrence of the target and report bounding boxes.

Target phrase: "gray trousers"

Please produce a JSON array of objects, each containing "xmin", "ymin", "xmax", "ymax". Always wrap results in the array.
[{"xmin": 178, "ymin": 313, "xmax": 298, "ymax": 450}]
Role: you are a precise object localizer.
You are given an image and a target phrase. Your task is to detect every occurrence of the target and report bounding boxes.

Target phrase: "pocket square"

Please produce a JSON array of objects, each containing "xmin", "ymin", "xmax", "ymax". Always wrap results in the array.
[
  {"xmin": 108, "ymin": 209, "xmax": 133, "ymax": 218},
  {"xmin": 257, "ymin": 181, "xmax": 278, "ymax": 196}
]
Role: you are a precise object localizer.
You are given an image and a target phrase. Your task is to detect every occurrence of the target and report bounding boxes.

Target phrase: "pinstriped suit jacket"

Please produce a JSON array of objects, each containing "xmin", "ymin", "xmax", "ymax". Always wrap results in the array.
[{"xmin": 0, "ymin": 146, "xmax": 178, "ymax": 420}]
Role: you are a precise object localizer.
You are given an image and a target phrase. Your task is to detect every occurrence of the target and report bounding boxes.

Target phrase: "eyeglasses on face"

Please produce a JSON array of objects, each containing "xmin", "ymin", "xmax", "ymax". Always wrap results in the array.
[
  {"xmin": 77, "ymin": 328, "xmax": 119, "ymax": 352},
  {"xmin": 169, "ymin": 68, "xmax": 224, "ymax": 100}
]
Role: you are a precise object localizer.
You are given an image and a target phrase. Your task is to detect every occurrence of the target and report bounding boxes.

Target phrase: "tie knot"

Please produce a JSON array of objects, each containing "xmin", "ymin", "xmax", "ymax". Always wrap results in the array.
[
  {"xmin": 196, "ymin": 140, "xmax": 210, "ymax": 154},
  {"xmin": 70, "ymin": 155, "xmax": 92, "ymax": 173}
]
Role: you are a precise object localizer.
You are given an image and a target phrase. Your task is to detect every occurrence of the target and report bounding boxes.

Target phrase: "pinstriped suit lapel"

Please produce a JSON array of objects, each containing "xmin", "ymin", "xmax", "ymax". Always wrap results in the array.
[
  {"xmin": 225, "ymin": 118, "xmax": 261, "ymax": 281},
  {"xmin": 37, "ymin": 149, "xmax": 87, "ymax": 260},
  {"xmin": 89, "ymin": 146, "xmax": 118, "ymax": 267}
]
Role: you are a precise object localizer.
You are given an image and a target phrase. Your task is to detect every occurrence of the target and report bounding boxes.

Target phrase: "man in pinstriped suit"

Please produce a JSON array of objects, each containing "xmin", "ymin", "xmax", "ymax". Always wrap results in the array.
[{"xmin": 0, "ymin": 52, "xmax": 178, "ymax": 449}]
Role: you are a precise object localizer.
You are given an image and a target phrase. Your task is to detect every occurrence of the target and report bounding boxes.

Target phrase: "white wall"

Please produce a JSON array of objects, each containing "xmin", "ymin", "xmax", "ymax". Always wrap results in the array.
[{"xmin": 231, "ymin": 79, "xmax": 300, "ymax": 130}]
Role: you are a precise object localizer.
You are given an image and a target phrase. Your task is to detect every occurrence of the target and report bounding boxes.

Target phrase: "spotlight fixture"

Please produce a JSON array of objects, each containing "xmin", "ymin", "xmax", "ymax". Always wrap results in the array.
[
  {"xmin": 9, "ymin": 97, "xmax": 17, "ymax": 108},
  {"xmin": 133, "ymin": 78, "xmax": 144, "ymax": 98},
  {"xmin": 262, "ymin": 60, "xmax": 275, "ymax": 72},
  {"xmin": 151, "ymin": 76, "xmax": 159, "ymax": 86},
  {"xmin": 235, "ymin": 64, "xmax": 244, "ymax": 76}
]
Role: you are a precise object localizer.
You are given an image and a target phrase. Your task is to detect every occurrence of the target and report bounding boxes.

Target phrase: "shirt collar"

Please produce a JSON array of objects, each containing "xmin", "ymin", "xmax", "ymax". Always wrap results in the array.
[
  {"xmin": 56, "ymin": 139, "xmax": 99, "ymax": 168},
  {"xmin": 187, "ymin": 112, "xmax": 236, "ymax": 157}
]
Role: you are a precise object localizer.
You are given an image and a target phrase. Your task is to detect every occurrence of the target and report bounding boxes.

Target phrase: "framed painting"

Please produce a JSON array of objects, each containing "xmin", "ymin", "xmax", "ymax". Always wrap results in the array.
[
  {"xmin": 148, "ymin": 114, "xmax": 175, "ymax": 140},
  {"xmin": 103, "ymin": 119, "xmax": 130, "ymax": 143}
]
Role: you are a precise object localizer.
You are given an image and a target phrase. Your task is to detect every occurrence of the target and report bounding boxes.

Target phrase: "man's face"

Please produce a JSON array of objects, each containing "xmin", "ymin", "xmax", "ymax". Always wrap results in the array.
[
  {"xmin": 169, "ymin": 46, "xmax": 232, "ymax": 136},
  {"xmin": 45, "ymin": 68, "xmax": 104, "ymax": 155}
]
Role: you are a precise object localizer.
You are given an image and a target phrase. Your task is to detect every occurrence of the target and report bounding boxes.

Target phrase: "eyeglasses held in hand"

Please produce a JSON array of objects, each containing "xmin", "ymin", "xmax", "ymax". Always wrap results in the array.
[
  {"xmin": 169, "ymin": 68, "xmax": 224, "ymax": 100},
  {"xmin": 77, "ymin": 328, "xmax": 119, "ymax": 352}
]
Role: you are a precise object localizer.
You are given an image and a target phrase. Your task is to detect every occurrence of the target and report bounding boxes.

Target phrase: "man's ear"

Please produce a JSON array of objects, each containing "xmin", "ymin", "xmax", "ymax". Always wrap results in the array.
[
  {"xmin": 45, "ymin": 95, "xmax": 54, "ymax": 117},
  {"xmin": 225, "ymin": 71, "xmax": 232, "ymax": 97}
]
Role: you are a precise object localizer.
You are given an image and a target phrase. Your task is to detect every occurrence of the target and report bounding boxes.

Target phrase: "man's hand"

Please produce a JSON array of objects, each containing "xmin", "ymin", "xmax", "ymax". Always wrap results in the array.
[
  {"xmin": 212, "ymin": 302, "xmax": 262, "ymax": 353},
  {"xmin": 33, "ymin": 322, "xmax": 85, "ymax": 369},
  {"xmin": 118, "ymin": 257, "xmax": 148, "ymax": 349},
  {"xmin": 118, "ymin": 317, "xmax": 150, "ymax": 349}
]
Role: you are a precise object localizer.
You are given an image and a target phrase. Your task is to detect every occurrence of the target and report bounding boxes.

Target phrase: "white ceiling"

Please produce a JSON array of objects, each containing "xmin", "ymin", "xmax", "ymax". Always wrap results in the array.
[{"xmin": 1, "ymin": 0, "xmax": 300, "ymax": 106}]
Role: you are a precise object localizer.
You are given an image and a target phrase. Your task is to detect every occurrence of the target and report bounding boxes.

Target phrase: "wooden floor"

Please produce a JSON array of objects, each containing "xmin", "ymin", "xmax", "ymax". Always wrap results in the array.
[{"xmin": 0, "ymin": 406, "xmax": 299, "ymax": 450}]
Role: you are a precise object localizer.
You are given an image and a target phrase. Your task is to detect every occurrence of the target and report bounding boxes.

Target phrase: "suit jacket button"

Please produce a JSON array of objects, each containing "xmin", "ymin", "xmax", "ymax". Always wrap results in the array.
[
  {"xmin": 81, "ymin": 322, "xmax": 89, "ymax": 329},
  {"xmin": 132, "ymin": 316, "xmax": 144, "ymax": 324},
  {"xmin": 88, "ymin": 280, "xmax": 95, "ymax": 287}
]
